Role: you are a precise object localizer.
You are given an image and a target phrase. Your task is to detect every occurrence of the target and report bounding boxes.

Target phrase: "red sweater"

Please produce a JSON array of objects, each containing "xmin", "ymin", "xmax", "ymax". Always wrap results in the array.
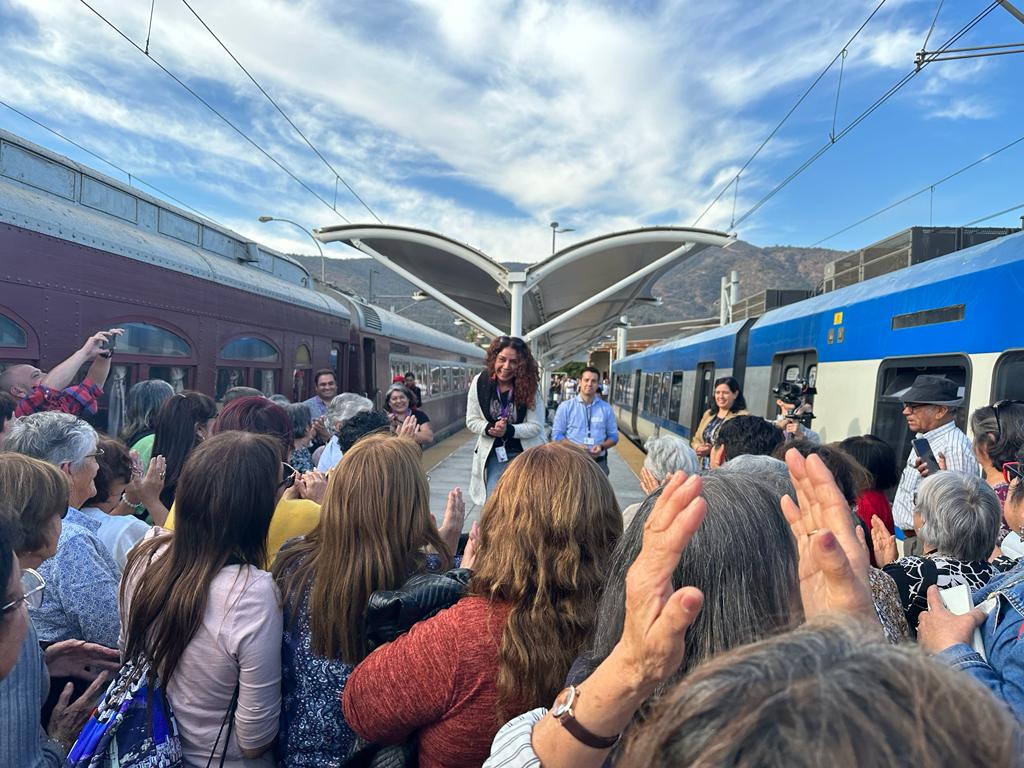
[{"xmin": 342, "ymin": 596, "xmax": 518, "ymax": 768}]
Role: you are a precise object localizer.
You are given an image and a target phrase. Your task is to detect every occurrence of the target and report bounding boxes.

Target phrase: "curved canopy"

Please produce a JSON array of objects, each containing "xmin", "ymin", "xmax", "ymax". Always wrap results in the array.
[{"xmin": 316, "ymin": 223, "xmax": 734, "ymax": 361}]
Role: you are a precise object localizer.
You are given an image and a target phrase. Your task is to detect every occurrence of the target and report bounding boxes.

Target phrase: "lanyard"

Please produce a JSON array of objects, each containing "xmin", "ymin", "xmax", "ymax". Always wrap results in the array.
[
  {"xmin": 585, "ymin": 402, "xmax": 593, "ymax": 437},
  {"xmin": 498, "ymin": 388, "xmax": 513, "ymax": 420}
]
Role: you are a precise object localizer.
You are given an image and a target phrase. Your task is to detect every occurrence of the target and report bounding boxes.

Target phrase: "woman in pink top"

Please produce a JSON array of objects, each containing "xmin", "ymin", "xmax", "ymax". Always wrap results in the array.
[{"xmin": 119, "ymin": 431, "xmax": 284, "ymax": 766}]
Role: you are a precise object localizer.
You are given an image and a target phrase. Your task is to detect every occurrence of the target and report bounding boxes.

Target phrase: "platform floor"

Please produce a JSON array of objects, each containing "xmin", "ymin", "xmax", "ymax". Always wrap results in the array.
[{"xmin": 425, "ymin": 430, "xmax": 645, "ymax": 530}]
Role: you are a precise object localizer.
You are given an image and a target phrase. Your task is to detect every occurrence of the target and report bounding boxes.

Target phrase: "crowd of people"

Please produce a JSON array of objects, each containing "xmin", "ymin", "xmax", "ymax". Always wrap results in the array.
[{"xmin": 3, "ymin": 328, "xmax": 1024, "ymax": 767}]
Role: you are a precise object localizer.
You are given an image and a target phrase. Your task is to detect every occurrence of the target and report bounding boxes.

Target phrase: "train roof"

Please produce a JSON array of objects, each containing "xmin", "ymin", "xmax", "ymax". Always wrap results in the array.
[
  {"xmin": 614, "ymin": 320, "xmax": 748, "ymax": 370},
  {"xmin": 334, "ymin": 292, "xmax": 485, "ymax": 358},
  {"xmin": 752, "ymin": 229, "xmax": 1024, "ymax": 331},
  {"xmin": 0, "ymin": 128, "xmax": 351, "ymax": 320}
]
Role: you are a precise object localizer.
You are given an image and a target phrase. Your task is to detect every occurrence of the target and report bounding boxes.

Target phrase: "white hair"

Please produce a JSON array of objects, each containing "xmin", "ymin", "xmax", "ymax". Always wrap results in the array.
[
  {"xmin": 5, "ymin": 411, "xmax": 97, "ymax": 469},
  {"xmin": 325, "ymin": 393, "xmax": 374, "ymax": 432},
  {"xmin": 916, "ymin": 472, "xmax": 1001, "ymax": 562},
  {"xmin": 644, "ymin": 435, "xmax": 699, "ymax": 480}
]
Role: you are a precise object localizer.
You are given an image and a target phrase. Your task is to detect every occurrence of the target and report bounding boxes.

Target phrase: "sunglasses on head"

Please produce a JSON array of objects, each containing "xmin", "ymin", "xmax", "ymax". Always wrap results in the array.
[
  {"xmin": 497, "ymin": 336, "xmax": 526, "ymax": 350},
  {"xmin": 1004, "ymin": 461, "xmax": 1024, "ymax": 485}
]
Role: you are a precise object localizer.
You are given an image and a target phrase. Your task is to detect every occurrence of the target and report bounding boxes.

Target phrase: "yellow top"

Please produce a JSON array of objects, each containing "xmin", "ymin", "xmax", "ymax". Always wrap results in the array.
[{"xmin": 164, "ymin": 497, "xmax": 321, "ymax": 567}]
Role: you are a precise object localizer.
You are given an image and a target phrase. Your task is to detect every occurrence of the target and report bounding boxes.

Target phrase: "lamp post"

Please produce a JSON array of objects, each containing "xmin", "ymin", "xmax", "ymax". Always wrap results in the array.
[
  {"xmin": 550, "ymin": 221, "xmax": 575, "ymax": 255},
  {"xmin": 257, "ymin": 216, "xmax": 326, "ymax": 283}
]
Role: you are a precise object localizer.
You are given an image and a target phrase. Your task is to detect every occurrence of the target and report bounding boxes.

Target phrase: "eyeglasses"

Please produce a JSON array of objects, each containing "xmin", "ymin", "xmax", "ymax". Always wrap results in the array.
[
  {"xmin": 84, "ymin": 448, "xmax": 105, "ymax": 459},
  {"xmin": 1, "ymin": 569, "xmax": 45, "ymax": 614},
  {"xmin": 1004, "ymin": 461, "xmax": 1024, "ymax": 485},
  {"xmin": 993, "ymin": 400, "xmax": 1024, "ymax": 435},
  {"xmin": 902, "ymin": 403, "xmax": 932, "ymax": 412},
  {"xmin": 278, "ymin": 462, "xmax": 297, "ymax": 490}
]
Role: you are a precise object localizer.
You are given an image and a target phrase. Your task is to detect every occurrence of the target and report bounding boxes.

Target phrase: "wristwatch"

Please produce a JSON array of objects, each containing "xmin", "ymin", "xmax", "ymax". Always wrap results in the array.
[{"xmin": 551, "ymin": 685, "xmax": 621, "ymax": 749}]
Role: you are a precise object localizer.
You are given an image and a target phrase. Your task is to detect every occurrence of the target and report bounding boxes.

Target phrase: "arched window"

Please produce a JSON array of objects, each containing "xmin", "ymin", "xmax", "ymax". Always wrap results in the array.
[
  {"xmin": 294, "ymin": 344, "xmax": 311, "ymax": 366},
  {"xmin": 117, "ymin": 322, "xmax": 191, "ymax": 357},
  {"xmin": 0, "ymin": 315, "xmax": 27, "ymax": 347},
  {"xmin": 220, "ymin": 337, "xmax": 279, "ymax": 362}
]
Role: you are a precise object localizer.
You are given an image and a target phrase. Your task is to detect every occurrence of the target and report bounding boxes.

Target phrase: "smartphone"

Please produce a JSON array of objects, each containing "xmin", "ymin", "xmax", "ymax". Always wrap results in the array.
[
  {"xmin": 912, "ymin": 437, "xmax": 941, "ymax": 474},
  {"xmin": 99, "ymin": 333, "xmax": 117, "ymax": 358}
]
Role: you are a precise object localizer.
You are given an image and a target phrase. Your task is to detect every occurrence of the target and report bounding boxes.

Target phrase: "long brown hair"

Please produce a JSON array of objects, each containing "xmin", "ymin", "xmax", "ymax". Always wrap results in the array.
[
  {"xmin": 485, "ymin": 336, "xmax": 539, "ymax": 408},
  {"xmin": 121, "ymin": 432, "xmax": 279, "ymax": 683},
  {"xmin": 152, "ymin": 391, "xmax": 217, "ymax": 507},
  {"xmin": 273, "ymin": 434, "xmax": 451, "ymax": 663},
  {"xmin": 469, "ymin": 442, "xmax": 622, "ymax": 717}
]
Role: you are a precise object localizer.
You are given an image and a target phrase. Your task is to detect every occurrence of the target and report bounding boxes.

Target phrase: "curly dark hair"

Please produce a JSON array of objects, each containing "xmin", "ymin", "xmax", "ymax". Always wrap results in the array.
[{"xmin": 485, "ymin": 336, "xmax": 539, "ymax": 408}]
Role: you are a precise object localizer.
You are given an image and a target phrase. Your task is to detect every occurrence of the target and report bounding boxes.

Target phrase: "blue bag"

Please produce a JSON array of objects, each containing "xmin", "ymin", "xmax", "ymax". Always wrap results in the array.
[{"xmin": 64, "ymin": 657, "xmax": 183, "ymax": 768}]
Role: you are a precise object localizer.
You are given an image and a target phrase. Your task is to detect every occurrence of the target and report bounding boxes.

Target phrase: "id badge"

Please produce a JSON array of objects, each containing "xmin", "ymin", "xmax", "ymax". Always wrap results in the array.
[
  {"xmin": 495, "ymin": 445, "xmax": 509, "ymax": 463},
  {"xmin": 584, "ymin": 436, "xmax": 595, "ymax": 446}
]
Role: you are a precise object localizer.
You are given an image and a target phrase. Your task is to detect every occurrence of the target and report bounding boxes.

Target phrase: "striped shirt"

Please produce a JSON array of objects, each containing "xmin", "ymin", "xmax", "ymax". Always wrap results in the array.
[
  {"xmin": 891, "ymin": 420, "xmax": 980, "ymax": 530},
  {"xmin": 0, "ymin": 622, "xmax": 64, "ymax": 767},
  {"xmin": 482, "ymin": 708, "xmax": 546, "ymax": 768}
]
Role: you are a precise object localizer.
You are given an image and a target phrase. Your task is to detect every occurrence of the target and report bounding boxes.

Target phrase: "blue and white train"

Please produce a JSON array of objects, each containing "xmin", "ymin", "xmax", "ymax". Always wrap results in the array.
[{"xmin": 611, "ymin": 230, "xmax": 1024, "ymax": 462}]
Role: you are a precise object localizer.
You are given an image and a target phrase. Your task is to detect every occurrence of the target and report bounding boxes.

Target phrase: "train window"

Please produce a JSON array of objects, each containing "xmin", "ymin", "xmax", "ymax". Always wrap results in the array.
[
  {"xmin": 643, "ymin": 374, "xmax": 655, "ymax": 413},
  {"xmin": 443, "ymin": 366, "xmax": 453, "ymax": 394},
  {"xmin": 294, "ymin": 344, "xmax": 311, "ymax": 366},
  {"xmin": 220, "ymin": 337, "xmax": 278, "ymax": 362},
  {"xmin": 216, "ymin": 367, "xmax": 246, "ymax": 400},
  {"xmin": 0, "ymin": 314, "xmax": 27, "ymax": 347},
  {"xmin": 430, "ymin": 365, "xmax": 442, "ymax": 397},
  {"xmin": 292, "ymin": 368, "xmax": 308, "ymax": 403},
  {"xmin": 784, "ymin": 365, "xmax": 800, "ymax": 381},
  {"xmin": 660, "ymin": 372, "xmax": 671, "ymax": 417},
  {"xmin": 118, "ymin": 323, "xmax": 191, "ymax": 357},
  {"xmin": 148, "ymin": 366, "xmax": 189, "ymax": 392},
  {"xmin": 417, "ymin": 363, "xmax": 429, "ymax": 397},
  {"xmin": 872, "ymin": 355, "xmax": 970, "ymax": 466},
  {"xmin": 992, "ymin": 352, "xmax": 1024, "ymax": 402},
  {"xmin": 669, "ymin": 372, "xmax": 684, "ymax": 422},
  {"xmin": 256, "ymin": 369, "xmax": 277, "ymax": 396}
]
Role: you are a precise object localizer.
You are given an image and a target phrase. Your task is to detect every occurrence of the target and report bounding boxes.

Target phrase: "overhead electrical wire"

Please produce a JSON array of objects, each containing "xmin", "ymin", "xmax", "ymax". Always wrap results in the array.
[
  {"xmin": 0, "ymin": 98, "xmax": 215, "ymax": 221},
  {"xmin": 731, "ymin": 2, "xmax": 1000, "ymax": 229},
  {"xmin": 811, "ymin": 131, "xmax": 1024, "ymax": 245},
  {"xmin": 963, "ymin": 202, "xmax": 1024, "ymax": 227},
  {"xmin": 178, "ymin": 0, "xmax": 383, "ymax": 224},
  {"xmin": 76, "ymin": 0, "xmax": 351, "ymax": 224},
  {"xmin": 690, "ymin": 0, "xmax": 890, "ymax": 228}
]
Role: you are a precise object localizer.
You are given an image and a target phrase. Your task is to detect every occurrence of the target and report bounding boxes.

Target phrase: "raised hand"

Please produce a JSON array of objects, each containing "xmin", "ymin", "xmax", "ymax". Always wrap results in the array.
[
  {"xmin": 438, "ymin": 488, "xmax": 465, "ymax": 549},
  {"xmin": 614, "ymin": 471, "xmax": 706, "ymax": 694},
  {"xmin": 397, "ymin": 414, "xmax": 419, "ymax": 439},
  {"xmin": 870, "ymin": 515, "xmax": 898, "ymax": 567},
  {"xmin": 781, "ymin": 449, "xmax": 874, "ymax": 622},
  {"xmin": 640, "ymin": 467, "xmax": 661, "ymax": 496},
  {"xmin": 461, "ymin": 521, "xmax": 480, "ymax": 570}
]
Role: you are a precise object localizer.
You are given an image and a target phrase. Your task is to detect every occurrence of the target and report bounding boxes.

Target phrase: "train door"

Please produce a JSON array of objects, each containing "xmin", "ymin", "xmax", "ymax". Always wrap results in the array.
[
  {"xmin": 872, "ymin": 355, "xmax": 970, "ymax": 466},
  {"xmin": 630, "ymin": 370, "xmax": 642, "ymax": 435},
  {"xmin": 691, "ymin": 362, "xmax": 715, "ymax": 434},
  {"xmin": 992, "ymin": 351, "xmax": 1024, "ymax": 401},
  {"xmin": 766, "ymin": 351, "xmax": 818, "ymax": 419},
  {"xmin": 362, "ymin": 337, "xmax": 377, "ymax": 403}
]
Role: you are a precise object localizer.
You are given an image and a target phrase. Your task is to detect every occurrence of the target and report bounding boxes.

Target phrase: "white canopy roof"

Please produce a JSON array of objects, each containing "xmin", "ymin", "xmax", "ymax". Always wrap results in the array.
[{"xmin": 315, "ymin": 224, "xmax": 734, "ymax": 361}]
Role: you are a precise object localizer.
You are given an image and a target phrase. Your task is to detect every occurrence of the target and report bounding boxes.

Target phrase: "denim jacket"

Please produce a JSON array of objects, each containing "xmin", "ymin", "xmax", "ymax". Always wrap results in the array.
[{"xmin": 937, "ymin": 560, "xmax": 1024, "ymax": 720}]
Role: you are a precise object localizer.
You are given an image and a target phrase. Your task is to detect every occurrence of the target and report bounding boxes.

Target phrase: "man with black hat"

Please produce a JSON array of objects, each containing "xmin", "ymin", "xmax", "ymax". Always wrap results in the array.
[{"xmin": 891, "ymin": 374, "xmax": 980, "ymax": 543}]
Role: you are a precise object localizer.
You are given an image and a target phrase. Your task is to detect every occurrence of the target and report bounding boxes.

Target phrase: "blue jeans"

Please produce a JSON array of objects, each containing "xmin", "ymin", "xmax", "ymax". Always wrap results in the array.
[{"xmin": 485, "ymin": 451, "xmax": 519, "ymax": 499}]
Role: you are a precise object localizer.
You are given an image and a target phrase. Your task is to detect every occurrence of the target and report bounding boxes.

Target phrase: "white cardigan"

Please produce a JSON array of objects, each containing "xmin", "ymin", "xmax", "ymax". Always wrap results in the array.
[{"xmin": 465, "ymin": 373, "xmax": 547, "ymax": 505}]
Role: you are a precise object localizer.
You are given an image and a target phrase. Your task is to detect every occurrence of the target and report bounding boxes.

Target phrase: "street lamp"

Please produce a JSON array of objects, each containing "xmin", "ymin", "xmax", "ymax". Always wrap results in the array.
[
  {"xmin": 550, "ymin": 221, "xmax": 575, "ymax": 254},
  {"xmin": 257, "ymin": 216, "xmax": 326, "ymax": 283}
]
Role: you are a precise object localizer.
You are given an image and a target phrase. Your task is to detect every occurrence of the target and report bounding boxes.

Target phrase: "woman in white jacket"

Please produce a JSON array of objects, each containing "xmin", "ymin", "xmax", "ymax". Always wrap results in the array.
[{"xmin": 466, "ymin": 336, "xmax": 546, "ymax": 505}]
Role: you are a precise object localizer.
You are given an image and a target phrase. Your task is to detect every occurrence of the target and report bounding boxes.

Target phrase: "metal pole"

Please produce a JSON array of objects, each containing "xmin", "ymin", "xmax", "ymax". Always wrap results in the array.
[
  {"xmin": 729, "ymin": 270, "xmax": 740, "ymax": 323},
  {"xmin": 616, "ymin": 318, "xmax": 628, "ymax": 360},
  {"xmin": 720, "ymin": 276, "xmax": 729, "ymax": 326},
  {"xmin": 258, "ymin": 217, "xmax": 325, "ymax": 283},
  {"xmin": 509, "ymin": 276, "xmax": 526, "ymax": 337}
]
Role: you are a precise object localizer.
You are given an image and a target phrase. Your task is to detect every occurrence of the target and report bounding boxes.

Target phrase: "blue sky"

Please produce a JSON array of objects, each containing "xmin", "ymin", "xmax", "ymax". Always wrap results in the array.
[{"xmin": 0, "ymin": 0, "xmax": 1021, "ymax": 262}]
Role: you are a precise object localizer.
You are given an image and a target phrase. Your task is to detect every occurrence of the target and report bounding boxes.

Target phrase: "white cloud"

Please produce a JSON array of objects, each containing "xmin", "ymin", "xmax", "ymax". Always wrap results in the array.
[{"xmin": 928, "ymin": 97, "xmax": 996, "ymax": 121}]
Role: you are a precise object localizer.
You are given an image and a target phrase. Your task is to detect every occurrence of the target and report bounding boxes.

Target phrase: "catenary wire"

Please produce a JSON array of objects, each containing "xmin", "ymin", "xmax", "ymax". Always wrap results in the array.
[
  {"xmin": 0, "ymin": 98, "xmax": 215, "ymax": 221},
  {"xmin": 811, "ymin": 131, "xmax": 1024, "ymax": 246},
  {"xmin": 178, "ymin": 0, "xmax": 383, "ymax": 224},
  {"xmin": 690, "ymin": 0, "xmax": 890, "ymax": 228},
  {"xmin": 76, "ymin": 0, "xmax": 351, "ymax": 224},
  {"xmin": 732, "ymin": 2, "xmax": 1000, "ymax": 228},
  {"xmin": 962, "ymin": 202, "xmax": 1024, "ymax": 227}
]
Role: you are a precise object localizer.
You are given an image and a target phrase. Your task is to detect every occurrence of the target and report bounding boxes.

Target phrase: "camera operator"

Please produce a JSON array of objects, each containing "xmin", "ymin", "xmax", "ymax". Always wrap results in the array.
[
  {"xmin": 0, "ymin": 328, "xmax": 124, "ymax": 418},
  {"xmin": 771, "ymin": 380, "xmax": 820, "ymax": 444}
]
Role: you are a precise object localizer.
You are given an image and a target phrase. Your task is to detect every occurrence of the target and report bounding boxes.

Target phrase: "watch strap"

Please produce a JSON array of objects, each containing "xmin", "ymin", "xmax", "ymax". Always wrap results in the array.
[{"xmin": 554, "ymin": 686, "xmax": 621, "ymax": 750}]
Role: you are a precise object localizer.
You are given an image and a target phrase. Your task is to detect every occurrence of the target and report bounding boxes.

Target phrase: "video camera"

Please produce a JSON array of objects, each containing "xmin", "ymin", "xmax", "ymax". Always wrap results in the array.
[{"xmin": 772, "ymin": 378, "xmax": 817, "ymax": 427}]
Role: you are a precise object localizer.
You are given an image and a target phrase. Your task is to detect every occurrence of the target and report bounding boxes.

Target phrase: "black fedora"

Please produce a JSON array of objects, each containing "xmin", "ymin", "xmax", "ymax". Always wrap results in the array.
[{"xmin": 893, "ymin": 374, "xmax": 963, "ymax": 407}]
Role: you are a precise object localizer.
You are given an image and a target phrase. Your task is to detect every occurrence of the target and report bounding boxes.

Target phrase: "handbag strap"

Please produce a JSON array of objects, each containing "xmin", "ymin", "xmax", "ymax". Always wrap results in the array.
[{"xmin": 205, "ymin": 681, "xmax": 241, "ymax": 768}]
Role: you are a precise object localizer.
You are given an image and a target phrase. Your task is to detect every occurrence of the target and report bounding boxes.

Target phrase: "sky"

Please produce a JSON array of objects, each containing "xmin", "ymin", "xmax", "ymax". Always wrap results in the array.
[{"xmin": 0, "ymin": 0, "xmax": 1021, "ymax": 263}]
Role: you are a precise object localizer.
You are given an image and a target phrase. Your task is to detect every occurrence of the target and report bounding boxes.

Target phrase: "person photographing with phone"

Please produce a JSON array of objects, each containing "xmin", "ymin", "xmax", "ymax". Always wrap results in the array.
[
  {"xmin": 552, "ymin": 366, "xmax": 618, "ymax": 475},
  {"xmin": 0, "ymin": 328, "xmax": 124, "ymax": 418},
  {"xmin": 891, "ymin": 375, "xmax": 980, "ymax": 550}
]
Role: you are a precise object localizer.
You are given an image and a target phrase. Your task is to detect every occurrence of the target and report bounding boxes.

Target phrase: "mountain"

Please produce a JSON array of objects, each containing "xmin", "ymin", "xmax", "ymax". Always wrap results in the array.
[{"xmin": 291, "ymin": 240, "xmax": 845, "ymax": 337}]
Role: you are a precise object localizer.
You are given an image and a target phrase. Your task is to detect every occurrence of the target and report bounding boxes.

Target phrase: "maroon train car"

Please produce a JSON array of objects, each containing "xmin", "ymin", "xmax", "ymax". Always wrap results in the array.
[{"xmin": 0, "ymin": 129, "xmax": 483, "ymax": 438}]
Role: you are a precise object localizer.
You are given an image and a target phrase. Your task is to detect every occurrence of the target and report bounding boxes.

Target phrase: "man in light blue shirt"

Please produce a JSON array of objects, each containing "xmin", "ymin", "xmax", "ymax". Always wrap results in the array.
[{"xmin": 552, "ymin": 366, "xmax": 618, "ymax": 475}]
